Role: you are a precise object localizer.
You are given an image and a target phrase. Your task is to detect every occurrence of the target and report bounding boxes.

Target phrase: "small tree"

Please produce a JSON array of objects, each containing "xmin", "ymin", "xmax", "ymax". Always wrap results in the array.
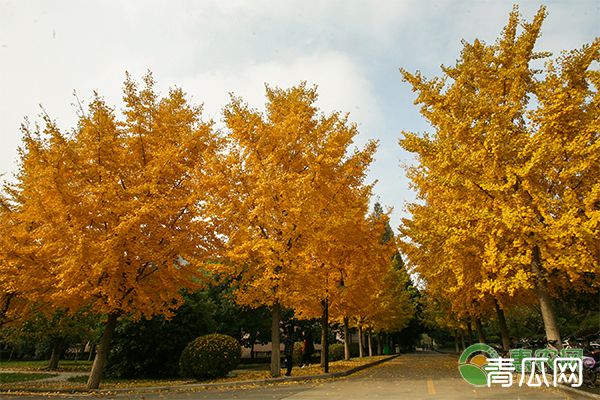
[{"xmin": 21, "ymin": 309, "xmax": 97, "ymax": 370}]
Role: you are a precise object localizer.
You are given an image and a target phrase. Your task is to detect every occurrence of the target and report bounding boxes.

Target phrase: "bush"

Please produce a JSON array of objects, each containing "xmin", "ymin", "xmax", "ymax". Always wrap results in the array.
[
  {"xmin": 179, "ymin": 334, "xmax": 241, "ymax": 379},
  {"xmin": 329, "ymin": 343, "xmax": 345, "ymax": 361},
  {"xmin": 106, "ymin": 291, "xmax": 217, "ymax": 378}
]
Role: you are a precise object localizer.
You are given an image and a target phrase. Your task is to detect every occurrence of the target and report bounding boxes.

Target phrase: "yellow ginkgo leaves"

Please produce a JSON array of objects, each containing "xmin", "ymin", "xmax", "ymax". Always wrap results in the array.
[
  {"xmin": 4, "ymin": 73, "xmax": 225, "ymax": 388},
  {"xmin": 399, "ymin": 5, "xmax": 598, "ymax": 347}
]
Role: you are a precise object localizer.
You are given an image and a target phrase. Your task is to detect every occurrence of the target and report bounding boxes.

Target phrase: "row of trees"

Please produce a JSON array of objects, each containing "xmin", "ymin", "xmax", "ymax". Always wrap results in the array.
[
  {"xmin": 0, "ymin": 77, "xmax": 414, "ymax": 388},
  {"xmin": 399, "ymin": 6, "xmax": 599, "ymax": 349}
]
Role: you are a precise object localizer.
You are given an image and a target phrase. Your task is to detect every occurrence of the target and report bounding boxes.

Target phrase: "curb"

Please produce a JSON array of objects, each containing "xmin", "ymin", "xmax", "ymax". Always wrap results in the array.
[{"xmin": 0, "ymin": 355, "xmax": 399, "ymax": 395}]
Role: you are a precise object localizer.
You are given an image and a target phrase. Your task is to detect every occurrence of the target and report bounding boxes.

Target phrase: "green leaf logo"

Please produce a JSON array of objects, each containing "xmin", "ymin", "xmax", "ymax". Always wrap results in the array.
[{"xmin": 458, "ymin": 343, "xmax": 499, "ymax": 386}]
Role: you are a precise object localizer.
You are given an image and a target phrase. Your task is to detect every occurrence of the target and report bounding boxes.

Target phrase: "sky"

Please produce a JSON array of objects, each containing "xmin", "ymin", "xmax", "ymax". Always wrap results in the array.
[{"xmin": 0, "ymin": 0, "xmax": 598, "ymax": 231}]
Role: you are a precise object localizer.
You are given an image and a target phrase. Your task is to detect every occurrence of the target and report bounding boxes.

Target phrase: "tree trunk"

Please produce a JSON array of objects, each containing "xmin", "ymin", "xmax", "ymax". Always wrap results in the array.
[
  {"xmin": 270, "ymin": 303, "xmax": 281, "ymax": 377},
  {"xmin": 320, "ymin": 299, "xmax": 329, "ymax": 373},
  {"xmin": 250, "ymin": 341, "xmax": 255, "ymax": 359},
  {"xmin": 466, "ymin": 319, "xmax": 474, "ymax": 345},
  {"xmin": 532, "ymin": 245, "xmax": 562, "ymax": 349},
  {"xmin": 87, "ymin": 343, "xmax": 95, "ymax": 361},
  {"xmin": 460, "ymin": 330, "xmax": 466, "ymax": 350},
  {"xmin": 377, "ymin": 333, "xmax": 383, "ymax": 355},
  {"xmin": 48, "ymin": 338, "xmax": 65, "ymax": 371},
  {"xmin": 358, "ymin": 324, "xmax": 364, "ymax": 358},
  {"xmin": 368, "ymin": 330, "xmax": 373, "ymax": 356},
  {"xmin": 475, "ymin": 317, "xmax": 486, "ymax": 343},
  {"xmin": 343, "ymin": 317, "xmax": 350, "ymax": 361},
  {"xmin": 86, "ymin": 313, "xmax": 118, "ymax": 389},
  {"xmin": 454, "ymin": 330, "xmax": 460, "ymax": 353},
  {"xmin": 494, "ymin": 300, "xmax": 511, "ymax": 351}
]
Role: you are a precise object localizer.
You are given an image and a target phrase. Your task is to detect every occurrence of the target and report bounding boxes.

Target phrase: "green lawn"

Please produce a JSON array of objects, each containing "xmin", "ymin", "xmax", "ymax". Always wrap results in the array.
[
  {"xmin": 0, "ymin": 360, "xmax": 92, "ymax": 372},
  {"xmin": 0, "ymin": 372, "xmax": 58, "ymax": 383}
]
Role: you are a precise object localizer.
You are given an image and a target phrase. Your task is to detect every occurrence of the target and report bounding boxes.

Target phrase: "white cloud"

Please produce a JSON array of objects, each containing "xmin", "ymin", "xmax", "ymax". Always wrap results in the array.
[{"xmin": 174, "ymin": 51, "xmax": 381, "ymax": 133}]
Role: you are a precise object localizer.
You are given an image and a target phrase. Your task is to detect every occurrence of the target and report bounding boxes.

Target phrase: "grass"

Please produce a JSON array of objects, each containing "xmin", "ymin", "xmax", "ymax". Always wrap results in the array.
[
  {"xmin": 0, "ymin": 372, "xmax": 58, "ymax": 383},
  {"xmin": 0, "ymin": 355, "xmax": 391, "ymax": 391},
  {"xmin": 0, "ymin": 359, "xmax": 92, "ymax": 372}
]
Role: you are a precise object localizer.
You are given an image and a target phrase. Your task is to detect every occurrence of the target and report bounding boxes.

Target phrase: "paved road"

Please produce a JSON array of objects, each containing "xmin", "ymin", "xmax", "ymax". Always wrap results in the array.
[{"xmin": 1, "ymin": 353, "xmax": 593, "ymax": 399}]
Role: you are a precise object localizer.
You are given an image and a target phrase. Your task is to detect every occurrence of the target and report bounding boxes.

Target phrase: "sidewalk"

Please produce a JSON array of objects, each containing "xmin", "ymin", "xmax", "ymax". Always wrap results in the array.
[{"xmin": 0, "ymin": 354, "xmax": 399, "ymax": 395}]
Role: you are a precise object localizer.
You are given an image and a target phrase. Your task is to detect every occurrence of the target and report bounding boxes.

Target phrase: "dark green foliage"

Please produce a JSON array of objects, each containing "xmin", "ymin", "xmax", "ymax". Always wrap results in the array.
[
  {"xmin": 106, "ymin": 283, "xmax": 273, "ymax": 378},
  {"xmin": 396, "ymin": 273, "xmax": 425, "ymax": 352},
  {"xmin": 553, "ymin": 285, "xmax": 600, "ymax": 336},
  {"xmin": 349, "ymin": 342, "xmax": 360, "ymax": 357},
  {"xmin": 373, "ymin": 202, "xmax": 394, "ymax": 244},
  {"xmin": 0, "ymin": 327, "xmax": 39, "ymax": 360},
  {"xmin": 106, "ymin": 291, "xmax": 217, "ymax": 378},
  {"xmin": 383, "ymin": 343, "xmax": 392, "ymax": 355},
  {"xmin": 208, "ymin": 283, "xmax": 272, "ymax": 348},
  {"xmin": 23, "ymin": 309, "xmax": 97, "ymax": 345},
  {"xmin": 179, "ymin": 334, "xmax": 241, "ymax": 379},
  {"xmin": 0, "ymin": 308, "xmax": 98, "ymax": 363},
  {"xmin": 328, "ymin": 343, "xmax": 345, "ymax": 361}
]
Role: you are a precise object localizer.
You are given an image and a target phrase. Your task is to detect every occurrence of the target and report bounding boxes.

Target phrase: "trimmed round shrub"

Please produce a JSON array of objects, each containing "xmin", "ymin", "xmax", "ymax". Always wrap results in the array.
[
  {"xmin": 179, "ymin": 334, "xmax": 241, "ymax": 379},
  {"xmin": 329, "ymin": 343, "xmax": 345, "ymax": 361}
]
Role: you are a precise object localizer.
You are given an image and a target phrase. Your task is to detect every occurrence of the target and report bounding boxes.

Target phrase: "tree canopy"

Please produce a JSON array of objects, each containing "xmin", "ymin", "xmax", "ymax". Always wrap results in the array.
[{"xmin": 398, "ymin": 5, "xmax": 599, "ymax": 346}]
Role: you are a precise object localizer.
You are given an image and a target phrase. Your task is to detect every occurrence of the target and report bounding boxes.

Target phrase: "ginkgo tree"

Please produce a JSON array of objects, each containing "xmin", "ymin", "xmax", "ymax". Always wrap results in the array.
[
  {"xmin": 366, "ymin": 205, "xmax": 415, "ymax": 338},
  {"xmin": 346, "ymin": 211, "xmax": 415, "ymax": 355},
  {"xmin": 217, "ymin": 82, "xmax": 399, "ymax": 375},
  {"xmin": 399, "ymin": 5, "xmax": 599, "ymax": 348},
  {"xmin": 0, "ymin": 193, "xmax": 32, "ymax": 328},
  {"xmin": 288, "ymin": 194, "xmax": 414, "ymax": 367},
  {"xmin": 399, "ymin": 182, "xmax": 531, "ymax": 349},
  {"xmin": 292, "ymin": 199, "xmax": 397, "ymax": 367},
  {"xmin": 5, "ymin": 73, "xmax": 224, "ymax": 389}
]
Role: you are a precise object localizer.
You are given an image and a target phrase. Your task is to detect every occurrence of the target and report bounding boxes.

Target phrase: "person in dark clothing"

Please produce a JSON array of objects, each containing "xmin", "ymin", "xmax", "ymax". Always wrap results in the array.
[
  {"xmin": 283, "ymin": 331, "xmax": 294, "ymax": 376},
  {"xmin": 301, "ymin": 330, "xmax": 314, "ymax": 366}
]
